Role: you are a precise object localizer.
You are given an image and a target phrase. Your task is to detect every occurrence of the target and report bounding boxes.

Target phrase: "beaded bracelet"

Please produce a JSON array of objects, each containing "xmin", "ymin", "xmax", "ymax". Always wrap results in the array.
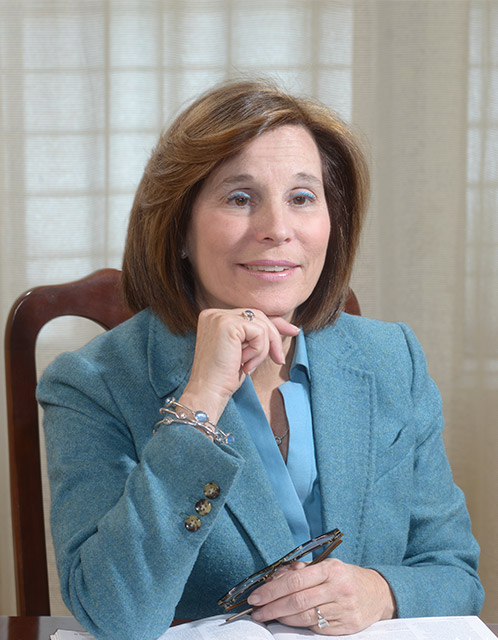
[{"xmin": 156, "ymin": 397, "xmax": 235, "ymax": 446}]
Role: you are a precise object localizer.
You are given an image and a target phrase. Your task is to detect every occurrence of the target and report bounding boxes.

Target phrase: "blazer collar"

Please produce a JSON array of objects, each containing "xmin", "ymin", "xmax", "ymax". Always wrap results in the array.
[
  {"xmin": 305, "ymin": 316, "xmax": 368, "ymax": 368},
  {"xmin": 146, "ymin": 311, "xmax": 196, "ymax": 399},
  {"xmin": 145, "ymin": 310, "xmax": 368, "ymax": 399}
]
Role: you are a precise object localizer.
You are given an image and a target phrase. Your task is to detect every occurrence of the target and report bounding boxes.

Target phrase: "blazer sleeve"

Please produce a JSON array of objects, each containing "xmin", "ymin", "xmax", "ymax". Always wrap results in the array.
[
  {"xmin": 37, "ymin": 350, "xmax": 244, "ymax": 640},
  {"xmin": 367, "ymin": 322, "xmax": 484, "ymax": 618}
]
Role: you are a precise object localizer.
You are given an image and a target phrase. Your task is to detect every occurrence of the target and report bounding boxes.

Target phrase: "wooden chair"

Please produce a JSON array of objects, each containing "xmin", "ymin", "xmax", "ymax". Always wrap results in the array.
[
  {"xmin": 4, "ymin": 268, "xmax": 132, "ymax": 615},
  {"xmin": 4, "ymin": 268, "xmax": 360, "ymax": 616}
]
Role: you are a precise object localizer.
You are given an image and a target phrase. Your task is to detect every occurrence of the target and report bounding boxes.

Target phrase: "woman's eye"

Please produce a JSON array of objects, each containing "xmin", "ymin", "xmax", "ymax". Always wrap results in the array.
[
  {"xmin": 291, "ymin": 191, "xmax": 316, "ymax": 206},
  {"xmin": 227, "ymin": 192, "xmax": 251, "ymax": 207}
]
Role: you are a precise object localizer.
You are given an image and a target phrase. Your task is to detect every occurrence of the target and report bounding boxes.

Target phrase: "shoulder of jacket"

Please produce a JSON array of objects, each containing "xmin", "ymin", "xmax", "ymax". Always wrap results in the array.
[{"xmin": 39, "ymin": 309, "xmax": 155, "ymax": 379}]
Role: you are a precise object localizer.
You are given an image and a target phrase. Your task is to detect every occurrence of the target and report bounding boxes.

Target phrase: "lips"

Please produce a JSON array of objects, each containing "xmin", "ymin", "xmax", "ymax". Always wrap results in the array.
[
  {"xmin": 240, "ymin": 260, "xmax": 298, "ymax": 273},
  {"xmin": 243, "ymin": 264, "xmax": 291, "ymax": 272}
]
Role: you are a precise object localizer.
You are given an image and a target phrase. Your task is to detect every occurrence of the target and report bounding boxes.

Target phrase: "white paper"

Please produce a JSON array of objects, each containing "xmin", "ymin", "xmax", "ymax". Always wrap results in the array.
[
  {"xmin": 51, "ymin": 631, "xmax": 95, "ymax": 640},
  {"xmin": 267, "ymin": 616, "xmax": 496, "ymax": 640},
  {"xmin": 159, "ymin": 615, "xmax": 496, "ymax": 640},
  {"xmin": 51, "ymin": 615, "xmax": 496, "ymax": 640},
  {"xmin": 159, "ymin": 614, "xmax": 272, "ymax": 639}
]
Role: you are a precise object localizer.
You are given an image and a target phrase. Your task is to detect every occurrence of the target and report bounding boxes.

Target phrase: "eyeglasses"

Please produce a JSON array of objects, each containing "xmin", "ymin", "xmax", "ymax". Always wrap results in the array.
[{"xmin": 218, "ymin": 528, "xmax": 343, "ymax": 623}]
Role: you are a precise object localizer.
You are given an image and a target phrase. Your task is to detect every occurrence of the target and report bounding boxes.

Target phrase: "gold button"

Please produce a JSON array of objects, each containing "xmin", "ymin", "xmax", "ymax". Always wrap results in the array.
[
  {"xmin": 203, "ymin": 482, "xmax": 220, "ymax": 500},
  {"xmin": 184, "ymin": 515, "xmax": 201, "ymax": 532},
  {"xmin": 195, "ymin": 498, "xmax": 212, "ymax": 515}
]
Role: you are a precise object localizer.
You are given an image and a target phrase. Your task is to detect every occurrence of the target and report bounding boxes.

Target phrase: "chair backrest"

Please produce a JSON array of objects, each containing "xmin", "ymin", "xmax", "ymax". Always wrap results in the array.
[
  {"xmin": 4, "ymin": 268, "xmax": 132, "ymax": 615},
  {"xmin": 4, "ymin": 268, "xmax": 360, "ymax": 616}
]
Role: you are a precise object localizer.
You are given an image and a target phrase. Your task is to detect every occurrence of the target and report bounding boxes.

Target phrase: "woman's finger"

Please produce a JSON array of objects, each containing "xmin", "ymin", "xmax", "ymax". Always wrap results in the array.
[
  {"xmin": 267, "ymin": 315, "xmax": 300, "ymax": 365},
  {"xmin": 268, "ymin": 315, "xmax": 301, "ymax": 336},
  {"xmin": 248, "ymin": 559, "xmax": 331, "ymax": 609},
  {"xmin": 239, "ymin": 327, "xmax": 271, "ymax": 374},
  {"xmin": 268, "ymin": 606, "xmax": 336, "ymax": 635},
  {"xmin": 237, "ymin": 309, "xmax": 298, "ymax": 372},
  {"xmin": 279, "ymin": 609, "xmax": 346, "ymax": 636}
]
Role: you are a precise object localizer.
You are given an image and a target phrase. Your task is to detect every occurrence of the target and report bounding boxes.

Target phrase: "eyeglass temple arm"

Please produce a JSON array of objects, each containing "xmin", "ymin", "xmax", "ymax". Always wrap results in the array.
[
  {"xmin": 309, "ymin": 537, "xmax": 343, "ymax": 565},
  {"xmin": 224, "ymin": 597, "xmax": 249, "ymax": 613}
]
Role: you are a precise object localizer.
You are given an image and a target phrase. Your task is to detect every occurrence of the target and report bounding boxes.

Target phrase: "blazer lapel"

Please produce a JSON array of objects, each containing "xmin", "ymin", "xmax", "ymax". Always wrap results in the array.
[
  {"xmin": 218, "ymin": 401, "xmax": 296, "ymax": 565},
  {"xmin": 306, "ymin": 325, "xmax": 376, "ymax": 565}
]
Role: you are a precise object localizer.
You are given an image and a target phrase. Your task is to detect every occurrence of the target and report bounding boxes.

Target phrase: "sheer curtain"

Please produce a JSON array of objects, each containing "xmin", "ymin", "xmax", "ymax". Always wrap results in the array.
[{"xmin": 0, "ymin": 0, "xmax": 496, "ymax": 621}]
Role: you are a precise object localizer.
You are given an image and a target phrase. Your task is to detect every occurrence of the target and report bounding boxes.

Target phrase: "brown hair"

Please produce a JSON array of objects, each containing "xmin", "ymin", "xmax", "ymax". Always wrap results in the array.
[{"xmin": 121, "ymin": 78, "xmax": 369, "ymax": 333}]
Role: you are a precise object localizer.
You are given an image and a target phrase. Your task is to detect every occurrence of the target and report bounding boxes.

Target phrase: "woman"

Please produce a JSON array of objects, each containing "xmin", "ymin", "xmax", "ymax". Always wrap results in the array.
[{"xmin": 37, "ymin": 79, "xmax": 483, "ymax": 640}]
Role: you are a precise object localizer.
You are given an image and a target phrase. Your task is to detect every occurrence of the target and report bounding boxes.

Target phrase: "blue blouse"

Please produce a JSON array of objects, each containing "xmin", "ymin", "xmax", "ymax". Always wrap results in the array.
[{"xmin": 233, "ymin": 330, "xmax": 323, "ymax": 550}]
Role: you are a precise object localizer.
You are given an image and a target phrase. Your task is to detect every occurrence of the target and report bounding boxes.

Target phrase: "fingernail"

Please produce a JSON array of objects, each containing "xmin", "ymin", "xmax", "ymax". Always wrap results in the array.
[
  {"xmin": 247, "ymin": 594, "xmax": 261, "ymax": 605},
  {"xmin": 251, "ymin": 609, "xmax": 263, "ymax": 621}
]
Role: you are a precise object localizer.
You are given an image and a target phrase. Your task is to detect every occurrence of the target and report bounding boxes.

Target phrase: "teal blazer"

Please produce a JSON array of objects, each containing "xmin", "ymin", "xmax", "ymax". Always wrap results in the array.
[{"xmin": 37, "ymin": 310, "xmax": 483, "ymax": 640}]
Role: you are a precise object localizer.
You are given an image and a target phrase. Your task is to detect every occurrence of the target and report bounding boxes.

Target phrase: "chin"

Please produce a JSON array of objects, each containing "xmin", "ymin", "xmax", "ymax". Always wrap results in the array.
[
  {"xmin": 214, "ymin": 293, "xmax": 302, "ymax": 319},
  {"xmin": 243, "ymin": 302, "xmax": 298, "ymax": 320}
]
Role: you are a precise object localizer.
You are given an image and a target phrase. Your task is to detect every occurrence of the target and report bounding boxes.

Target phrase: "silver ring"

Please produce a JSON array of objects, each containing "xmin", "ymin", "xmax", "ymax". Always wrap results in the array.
[
  {"xmin": 242, "ymin": 309, "xmax": 255, "ymax": 322},
  {"xmin": 316, "ymin": 607, "xmax": 329, "ymax": 629}
]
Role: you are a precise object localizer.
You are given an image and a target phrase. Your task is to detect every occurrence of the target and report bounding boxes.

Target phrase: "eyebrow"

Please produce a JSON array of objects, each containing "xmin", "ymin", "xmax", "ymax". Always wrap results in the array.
[
  {"xmin": 218, "ymin": 174, "xmax": 254, "ymax": 188},
  {"xmin": 217, "ymin": 172, "xmax": 323, "ymax": 189},
  {"xmin": 295, "ymin": 172, "xmax": 323, "ymax": 187}
]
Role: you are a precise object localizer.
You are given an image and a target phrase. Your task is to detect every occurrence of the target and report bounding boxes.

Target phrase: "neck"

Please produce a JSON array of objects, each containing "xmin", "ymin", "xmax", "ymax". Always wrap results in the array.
[{"xmin": 250, "ymin": 334, "xmax": 295, "ymax": 463}]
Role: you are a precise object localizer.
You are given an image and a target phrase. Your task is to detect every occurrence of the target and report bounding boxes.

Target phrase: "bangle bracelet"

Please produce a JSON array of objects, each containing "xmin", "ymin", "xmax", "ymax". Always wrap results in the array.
[{"xmin": 156, "ymin": 397, "xmax": 235, "ymax": 446}]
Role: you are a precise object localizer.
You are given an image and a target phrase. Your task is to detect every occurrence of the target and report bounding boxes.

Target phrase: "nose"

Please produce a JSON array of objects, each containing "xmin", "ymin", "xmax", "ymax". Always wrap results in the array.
[{"xmin": 254, "ymin": 201, "xmax": 292, "ymax": 244}]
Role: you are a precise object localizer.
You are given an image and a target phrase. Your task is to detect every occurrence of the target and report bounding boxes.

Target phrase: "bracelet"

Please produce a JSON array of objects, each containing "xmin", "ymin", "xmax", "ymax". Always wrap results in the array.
[{"xmin": 156, "ymin": 397, "xmax": 235, "ymax": 446}]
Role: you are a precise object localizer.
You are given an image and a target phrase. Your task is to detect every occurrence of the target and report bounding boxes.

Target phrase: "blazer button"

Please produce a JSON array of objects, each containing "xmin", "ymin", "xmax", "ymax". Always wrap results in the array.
[
  {"xmin": 203, "ymin": 482, "xmax": 220, "ymax": 500},
  {"xmin": 184, "ymin": 515, "xmax": 201, "ymax": 532},
  {"xmin": 195, "ymin": 498, "xmax": 212, "ymax": 515}
]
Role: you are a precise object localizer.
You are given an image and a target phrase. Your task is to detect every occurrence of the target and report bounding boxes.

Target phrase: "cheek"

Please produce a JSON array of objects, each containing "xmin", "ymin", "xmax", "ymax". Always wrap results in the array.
[
  {"xmin": 307, "ymin": 222, "xmax": 331, "ymax": 277},
  {"xmin": 310, "ymin": 217, "xmax": 331, "ymax": 257},
  {"xmin": 186, "ymin": 218, "xmax": 220, "ymax": 270},
  {"xmin": 202, "ymin": 224, "xmax": 248, "ymax": 263}
]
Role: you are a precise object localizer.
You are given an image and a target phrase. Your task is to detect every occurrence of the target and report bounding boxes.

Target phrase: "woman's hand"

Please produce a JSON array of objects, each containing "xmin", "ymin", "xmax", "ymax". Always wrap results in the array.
[
  {"xmin": 179, "ymin": 308, "xmax": 299, "ymax": 424},
  {"xmin": 247, "ymin": 559, "xmax": 396, "ymax": 635}
]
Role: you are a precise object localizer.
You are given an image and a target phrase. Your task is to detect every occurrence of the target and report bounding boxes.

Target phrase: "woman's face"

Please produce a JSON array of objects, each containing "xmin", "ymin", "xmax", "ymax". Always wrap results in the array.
[{"xmin": 186, "ymin": 125, "xmax": 331, "ymax": 321}]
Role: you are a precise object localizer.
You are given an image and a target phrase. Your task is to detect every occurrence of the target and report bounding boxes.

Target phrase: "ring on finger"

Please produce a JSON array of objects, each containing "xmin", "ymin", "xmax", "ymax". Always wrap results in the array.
[
  {"xmin": 242, "ymin": 309, "xmax": 255, "ymax": 322},
  {"xmin": 316, "ymin": 607, "xmax": 329, "ymax": 629}
]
